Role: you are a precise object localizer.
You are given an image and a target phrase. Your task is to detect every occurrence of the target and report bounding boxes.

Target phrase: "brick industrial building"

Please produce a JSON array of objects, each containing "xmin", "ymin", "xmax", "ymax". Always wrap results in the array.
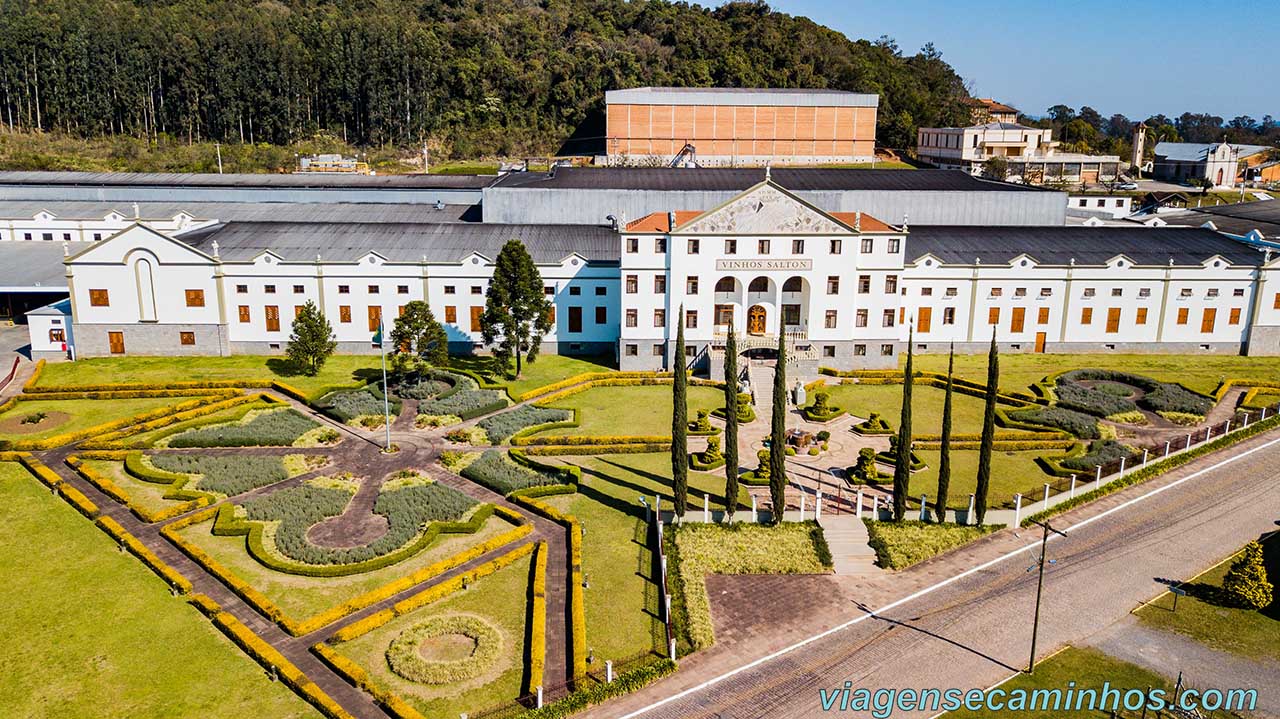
[{"xmin": 603, "ymin": 87, "xmax": 879, "ymax": 167}]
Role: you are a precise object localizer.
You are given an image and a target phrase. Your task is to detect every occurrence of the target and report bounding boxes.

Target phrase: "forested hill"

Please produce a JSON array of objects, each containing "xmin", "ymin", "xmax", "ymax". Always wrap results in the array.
[{"xmin": 0, "ymin": 0, "xmax": 971, "ymax": 158}]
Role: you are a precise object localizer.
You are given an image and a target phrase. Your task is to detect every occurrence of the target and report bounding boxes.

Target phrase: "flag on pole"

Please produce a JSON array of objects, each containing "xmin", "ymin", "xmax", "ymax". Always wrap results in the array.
[{"xmin": 372, "ymin": 321, "xmax": 384, "ymax": 346}]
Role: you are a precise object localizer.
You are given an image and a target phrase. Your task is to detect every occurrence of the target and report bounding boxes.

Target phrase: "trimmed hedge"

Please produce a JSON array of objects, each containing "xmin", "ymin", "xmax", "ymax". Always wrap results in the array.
[
  {"xmin": 525, "ymin": 442, "xmax": 670, "ymax": 456},
  {"xmin": 167, "ymin": 407, "xmax": 320, "ymax": 447},
  {"xmin": 513, "ymin": 433, "xmax": 670, "ymax": 447},
  {"xmin": 461, "ymin": 450, "xmax": 565, "ymax": 495},
  {"xmin": 479, "ymin": 405, "xmax": 574, "ymax": 444},
  {"xmin": 510, "ymin": 491, "xmax": 588, "ymax": 679},
  {"xmin": 523, "ymin": 659, "xmax": 678, "ymax": 719},
  {"xmin": 518, "ymin": 370, "xmax": 665, "ymax": 403},
  {"xmin": 1058, "ymin": 439, "xmax": 1141, "ymax": 472},
  {"xmin": 85, "ymin": 393, "xmax": 283, "ymax": 449},
  {"xmin": 315, "ymin": 383, "xmax": 403, "ymax": 423},
  {"xmin": 419, "ymin": 388, "xmax": 508, "ymax": 421},
  {"xmin": 1051, "ymin": 369, "xmax": 1212, "ymax": 418},
  {"xmin": 68, "ymin": 455, "xmax": 211, "ymax": 523},
  {"xmin": 387, "ymin": 614, "xmax": 502, "ymax": 684},
  {"xmin": 0, "ymin": 393, "xmax": 237, "ymax": 451},
  {"xmin": 528, "ymin": 540, "xmax": 548, "ymax": 696},
  {"xmin": 94, "ymin": 516, "xmax": 193, "ymax": 594},
  {"xmin": 1007, "ymin": 406, "xmax": 1100, "ymax": 439}
]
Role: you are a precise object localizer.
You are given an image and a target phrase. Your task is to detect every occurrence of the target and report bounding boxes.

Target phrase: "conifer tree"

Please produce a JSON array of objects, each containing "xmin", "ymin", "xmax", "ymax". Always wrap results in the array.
[
  {"xmin": 389, "ymin": 300, "xmax": 449, "ymax": 374},
  {"xmin": 723, "ymin": 320, "xmax": 740, "ymax": 521},
  {"xmin": 1222, "ymin": 541, "xmax": 1274, "ymax": 610},
  {"xmin": 892, "ymin": 328, "xmax": 914, "ymax": 521},
  {"xmin": 769, "ymin": 331, "xmax": 787, "ymax": 524},
  {"xmin": 480, "ymin": 239, "xmax": 552, "ymax": 378},
  {"xmin": 934, "ymin": 345, "xmax": 955, "ymax": 524},
  {"xmin": 975, "ymin": 330, "xmax": 999, "ymax": 525},
  {"xmin": 286, "ymin": 300, "xmax": 336, "ymax": 376},
  {"xmin": 671, "ymin": 306, "xmax": 688, "ymax": 519}
]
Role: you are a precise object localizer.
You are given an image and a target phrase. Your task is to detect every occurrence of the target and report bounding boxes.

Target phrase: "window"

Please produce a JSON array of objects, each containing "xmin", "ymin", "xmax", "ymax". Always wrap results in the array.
[
  {"xmin": 179, "ymin": 332, "xmax": 196, "ymax": 346},
  {"xmin": 594, "ymin": 306, "xmax": 607, "ymax": 324},
  {"xmin": 545, "ymin": 306, "xmax": 555, "ymax": 325},
  {"xmin": 444, "ymin": 306, "xmax": 456, "ymax": 323},
  {"xmin": 887, "ymin": 238, "xmax": 901, "ymax": 254},
  {"xmin": 855, "ymin": 309, "xmax": 868, "ymax": 327},
  {"xmin": 882, "ymin": 310, "xmax": 895, "ymax": 327},
  {"xmin": 881, "ymin": 344, "xmax": 895, "ymax": 356},
  {"xmin": 544, "ymin": 286, "xmax": 555, "ymax": 296},
  {"xmin": 42, "ymin": 232, "xmax": 52, "ymax": 241},
  {"xmin": 688, "ymin": 239, "xmax": 700, "ymax": 254},
  {"xmin": 626, "ymin": 238, "xmax": 638, "ymax": 253},
  {"xmin": 654, "ymin": 276, "xmax": 666, "ymax": 293},
  {"xmin": 1115, "ymin": 199, "xmax": 1125, "ymax": 207},
  {"xmin": 368, "ymin": 285, "xmax": 380, "ymax": 294},
  {"xmin": 861, "ymin": 238, "xmax": 873, "ymax": 253},
  {"xmin": 92, "ymin": 233, "xmax": 102, "ymax": 241},
  {"xmin": 686, "ymin": 277, "xmax": 699, "ymax": 294},
  {"xmin": 22, "ymin": 232, "xmax": 31, "ymax": 240},
  {"xmin": 1097, "ymin": 199, "xmax": 1106, "ymax": 207},
  {"xmin": 830, "ymin": 239, "xmax": 842, "ymax": 254},
  {"xmin": 264, "ymin": 285, "xmax": 276, "ymax": 294},
  {"xmin": 917, "ymin": 307, "xmax": 932, "ymax": 332},
  {"xmin": 1275, "ymin": 293, "xmax": 1280, "ymax": 310},
  {"xmin": 1083, "ymin": 288, "xmax": 1096, "ymax": 298},
  {"xmin": 595, "ymin": 286, "xmax": 607, "ymax": 296},
  {"xmin": 89, "ymin": 289, "xmax": 110, "ymax": 307},
  {"xmin": 49, "ymin": 329, "xmax": 65, "ymax": 343},
  {"xmin": 398, "ymin": 305, "xmax": 406, "ymax": 317},
  {"xmin": 990, "ymin": 288, "xmax": 1003, "ymax": 297},
  {"xmin": 625, "ymin": 309, "xmax": 638, "ymax": 327},
  {"xmin": 685, "ymin": 310, "xmax": 697, "ymax": 328},
  {"xmin": 1233, "ymin": 288, "xmax": 1245, "ymax": 297},
  {"xmin": 1078, "ymin": 199, "xmax": 1088, "ymax": 207},
  {"xmin": 1106, "ymin": 308, "xmax": 1121, "ymax": 333},
  {"xmin": 1081, "ymin": 307, "xmax": 1093, "ymax": 324},
  {"xmin": 792, "ymin": 239, "xmax": 804, "ymax": 255},
  {"xmin": 1038, "ymin": 307, "xmax": 1050, "ymax": 324},
  {"xmin": 921, "ymin": 287, "xmax": 933, "ymax": 297},
  {"xmin": 238, "ymin": 305, "xmax": 251, "ymax": 323},
  {"xmin": 945, "ymin": 287, "xmax": 958, "ymax": 297},
  {"xmin": 655, "ymin": 238, "xmax": 666, "ymax": 253},
  {"xmin": 295, "ymin": 305, "xmax": 305, "ymax": 318},
  {"xmin": 1010, "ymin": 307, "xmax": 1025, "ymax": 332},
  {"xmin": 294, "ymin": 285, "xmax": 305, "ymax": 294},
  {"xmin": 471, "ymin": 306, "xmax": 485, "ymax": 332},
  {"xmin": 826, "ymin": 276, "xmax": 840, "ymax": 294},
  {"xmin": 653, "ymin": 344, "xmax": 664, "ymax": 357},
  {"xmin": 1206, "ymin": 288, "xmax": 1219, "ymax": 298},
  {"xmin": 1014, "ymin": 288, "xmax": 1027, "ymax": 297},
  {"xmin": 471, "ymin": 286, "xmax": 482, "ymax": 295},
  {"xmin": 823, "ymin": 345, "xmax": 836, "ymax": 358},
  {"xmin": 942, "ymin": 307, "xmax": 956, "ymax": 325},
  {"xmin": 782, "ymin": 277, "xmax": 802, "ymax": 293},
  {"xmin": 625, "ymin": 344, "xmax": 638, "ymax": 356},
  {"xmin": 714, "ymin": 277, "xmax": 735, "ymax": 294},
  {"xmin": 265, "ymin": 306, "xmax": 280, "ymax": 332},
  {"xmin": 1180, "ymin": 288, "xmax": 1193, "ymax": 298},
  {"xmin": 853, "ymin": 344, "xmax": 867, "ymax": 356},
  {"xmin": 367, "ymin": 306, "xmax": 382, "ymax": 332},
  {"xmin": 1229, "ymin": 308, "xmax": 1242, "ymax": 325},
  {"xmin": 654, "ymin": 309, "xmax": 666, "ymax": 327},
  {"xmin": 1201, "ymin": 308, "xmax": 1217, "ymax": 333},
  {"xmin": 185, "ymin": 289, "xmax": 205, "ymax": 307},
  {"xmin": 749, "ymin": 277, "xmax": 768, "ymax": 293},
  {"xmin": 715, "ymin": 304, "xmax": 733, "ymax": 326},
  {"xmin": 758, "ymin": 239, "xmax": 770, "ymax": 254},
  {"xmin": 1136, "ymin": 307, "xmax": 1148, "ymax": 325},
  {"xmin": 1177, "ymin": 308, "xmax": 1189, "ymax": 325},
  {"xmin": 1111, "ymin": 288, "xmax": 1123, "ymax": 297},
  {"xmin": 339, "ymin": 285, "xmax": 351, "ymax": 294},
  {"xmin": 884, "ymin": 275, "xmax": 898, "ymax": 293},
  {"xmin": 725, "ymin": 239, "xmax": 737, "ymax": 255},
  {"xmin": 1040, "ymin": 288, "xmax": 1053, "ymax": 297},
  {"xmin": 398, "ymin": 285, "xmax": 409, "ymax": 295},
  {"xmin": 444, "ymin": 285, "xmax": 456, "ymax": 295},
  {"xmin": 626, "ymin": 275, "xmax": 638, "ymax": 294},
  {"xmin": 858, "ymin": 275, "xmax": 871, "ymax": 294},
  {"xmin": 988, "ymin": 307, "xmax": 1000, "ymax": 325},
  {"xmin": 338, "ymin": 305, "xmax": 352, "ymax": 323},
  {"xmin": 685, "ymin": 345, "xmax": 698, "ymax": 358},
  {"xmin": 1139, "ymin": 288, "xmax": 1151, "ymax": 298},
  {"xmin": 569, "ymin": 286, "xmax": 581, "ymax": 296},
  {"xmin": 824, "ymin": 310, "xmax": 838, "ymax": 329}
]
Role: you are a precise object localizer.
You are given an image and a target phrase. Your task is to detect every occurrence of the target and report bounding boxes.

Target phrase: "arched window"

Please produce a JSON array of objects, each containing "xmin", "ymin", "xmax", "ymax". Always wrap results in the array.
[
  {"xmin": 715, "ymin": 277, "xmax": 735, "ymax": 293},
  {"xmin": 748, "ymin": 277, "xmax": 769, "ymax": 293},
  {"xmin": 782, "ymin": 277, "xmax": 803, "ymax": 293},
  {"xmin": 133, "ymin": 256, "xmax": 157, "ymax": 322}
]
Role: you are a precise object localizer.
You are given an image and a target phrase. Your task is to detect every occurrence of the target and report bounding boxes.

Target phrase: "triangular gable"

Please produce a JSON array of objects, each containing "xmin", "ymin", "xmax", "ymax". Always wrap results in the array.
[
  {"xmin": 66, "ymin": 223, "xmax": 216, "ymax": 265},
  {"xmin": 676, "ymin": 181, "xmax": 854, "ymax": 235}
]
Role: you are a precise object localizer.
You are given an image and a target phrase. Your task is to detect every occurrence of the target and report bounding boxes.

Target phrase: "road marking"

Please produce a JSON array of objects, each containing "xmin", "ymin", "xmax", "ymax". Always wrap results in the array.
[{"xmin": 618, "ymin": 433, "xmax": 1280, "ymax": 718}]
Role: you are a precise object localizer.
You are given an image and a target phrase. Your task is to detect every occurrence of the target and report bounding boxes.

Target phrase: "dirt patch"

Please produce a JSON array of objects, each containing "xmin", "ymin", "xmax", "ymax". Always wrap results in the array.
[
  {"xmin": 0, "ymin": 410, "xmax": 71, "ymax": 435},
  {"xmin": 417, "ymin": 634, "xmax": 477, "ymax": 663}
]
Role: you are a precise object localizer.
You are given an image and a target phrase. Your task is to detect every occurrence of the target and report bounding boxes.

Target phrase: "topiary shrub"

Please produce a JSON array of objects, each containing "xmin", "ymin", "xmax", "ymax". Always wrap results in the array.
[
  {"xmin": 1158, "ymin": 411, "xmax": 1203, "ymax": 426},
  {"xmin": 816, "ymin": 430, "xmax": 831, "ymax": 442},
  {"xmin": 689, "ymin": 409, "xmax": 716, "ymax": 435},
  {"xmin": 1221, "ymin": 541, "xmax": 1274, "ymax": 610},
  {"xmin": 690, "ymin": 435, "xmax": 726, "ymax": 470},
  {"xmin": 855, "ymin": 412, "xmax": 893, "ymax": 434},
  {"xmin": 850, "ymin": 447, "xmax": 879, "ymax": 483}
]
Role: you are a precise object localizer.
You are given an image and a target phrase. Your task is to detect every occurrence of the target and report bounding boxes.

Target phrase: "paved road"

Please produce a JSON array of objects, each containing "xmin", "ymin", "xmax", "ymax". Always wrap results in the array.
[{"xmin": 598, "ymin": 430, "xmax": 1280, "ymax": 719}]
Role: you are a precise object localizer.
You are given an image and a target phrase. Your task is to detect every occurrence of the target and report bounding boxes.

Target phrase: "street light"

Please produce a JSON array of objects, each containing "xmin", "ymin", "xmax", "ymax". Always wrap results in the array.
[{"xmin": 1025, "ymin": 518, "xmax": 1067, "ymax": 674}]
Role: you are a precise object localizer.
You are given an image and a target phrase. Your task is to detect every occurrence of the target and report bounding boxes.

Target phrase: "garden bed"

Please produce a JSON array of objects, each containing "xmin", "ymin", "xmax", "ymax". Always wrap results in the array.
[{"xmin": 863, "ymin": 519, "xmax": 1001, "ymax": 570}]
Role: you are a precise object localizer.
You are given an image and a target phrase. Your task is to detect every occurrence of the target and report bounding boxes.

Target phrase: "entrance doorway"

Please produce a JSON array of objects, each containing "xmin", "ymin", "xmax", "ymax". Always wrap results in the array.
[
  {"xmin": 1034, "ymin": 332, "xmax": 1046, "ymax": 353},
  {"xmin": 747, "ymin": 305, "xmax": 767, "ymax": 335},
  {"xmin": 108, "ymin": 331, "xmax": 125, "ymax": 354}
]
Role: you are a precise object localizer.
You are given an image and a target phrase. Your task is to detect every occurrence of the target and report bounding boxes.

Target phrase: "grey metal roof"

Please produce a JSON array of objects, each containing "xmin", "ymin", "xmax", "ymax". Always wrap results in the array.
[
  {"xmin": 905, "ymin": 225, "xmax": 1262, "ymax": 267},
  {"xmin": 178, "ymin": 222, "xmax": 618, "ymax": 264},
  {"xmin": 0, "ymin": 200, "xmax": 480, "ymax": 224},
  {"xmin": 26, "ymin": 298, "xmax": 71, "ymax": 316},
  {"xmin": 0, "ymin": 170, "xmax": 500, "ymax": 190},
  {"xmin": 1153, "ymin": 142, "xmax": 1271, "ymax": 162},
  {"xmin": 606, "ymin": 87, "xmax": 879, "ymax": 107},
  {"xmin": 1162, "ymin": 199, "xmax": 1280, "ymax": 238},
  {"xmin": 493, "ymin": 167, "xmax": 1051, "ymax": 193},
  {"xmin": 0, "ymin": 241, "xmax": 86, "ymax": 290}
]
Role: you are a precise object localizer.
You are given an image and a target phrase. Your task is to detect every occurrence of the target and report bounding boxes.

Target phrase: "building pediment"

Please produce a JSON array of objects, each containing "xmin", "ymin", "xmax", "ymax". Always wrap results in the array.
[{"xmin": 677, "ymin": 181, "xmax": 853, "ymax": 235}]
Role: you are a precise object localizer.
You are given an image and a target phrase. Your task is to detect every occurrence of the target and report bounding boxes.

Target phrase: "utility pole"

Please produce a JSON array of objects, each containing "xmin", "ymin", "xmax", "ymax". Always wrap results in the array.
[
  {"xmin": 1027, "ymin": 518, "xmax": 1067, "ymax": 674},
  {"xmin": 215, "ymin": 143, "xmax": 223, "ymax": 174},
  {"xmin": 376, "ymin": 318, "xmax": 392, "ymax": 450}
]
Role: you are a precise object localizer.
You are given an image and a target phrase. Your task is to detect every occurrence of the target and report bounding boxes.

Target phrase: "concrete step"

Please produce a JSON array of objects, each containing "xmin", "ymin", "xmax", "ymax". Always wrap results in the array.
[{"xmin": 820, "ymin": 514, "xmax": 880, "ymax": 576}]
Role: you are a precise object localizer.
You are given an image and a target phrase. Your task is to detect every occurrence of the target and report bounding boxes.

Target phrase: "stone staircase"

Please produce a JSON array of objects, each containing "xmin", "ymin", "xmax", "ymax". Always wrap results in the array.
[{"xmin": 820, "ymin": 514, "xmax": 880, "ymax": 576}]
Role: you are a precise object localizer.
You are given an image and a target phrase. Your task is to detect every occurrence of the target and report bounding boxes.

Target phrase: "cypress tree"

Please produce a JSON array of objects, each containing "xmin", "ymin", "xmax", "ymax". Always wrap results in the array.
[
  {"xmin": 934, "ymin": 345, "xmax": 954, "ymax": 524},
  {"xmin": 892, "ymin": 328, "xmax": 913, "ymax": 521},
  {"xmin": 768, "ymin": 331, "xmax": 787, "ymax": 524},
  {"xmin": 480, "ymin": 239, "xmax": 552, "ymax": 378},
  {"xmin": 722, "ymin": 320, "xmax": 739, "ymax": 521},
  {"xmin": 975, "ymin": 330, "xmax": 999, "ymax": 525},
  {"xmin": 671, "ymin": 306, "xmax": 688, "ymax": 519}
]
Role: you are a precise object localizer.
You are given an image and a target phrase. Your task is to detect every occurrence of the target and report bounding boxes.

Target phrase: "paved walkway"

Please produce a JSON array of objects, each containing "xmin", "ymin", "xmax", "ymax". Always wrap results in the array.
[{"xmin": 818, "ymin": 514, "xmax": 878, "ymax": 577}]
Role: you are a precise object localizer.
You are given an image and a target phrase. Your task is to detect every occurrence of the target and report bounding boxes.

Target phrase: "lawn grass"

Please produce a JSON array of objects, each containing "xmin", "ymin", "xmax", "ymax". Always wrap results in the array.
[
  {"xmin": 82, "ymin": 458, "xmax": 186, "ymax": 518},
  {"xmin": 173, "ymin": 511, "xmax": 510, "ymax": 621},
  {"xmin": 808, "ymin": 382, "xmax": 1039, "ymax": 437},
  {"xmin": 0, "ymin": 462, "xmax": 316, "ymax": 718},
  {"xmin": 944, "ymin": 645, "xmax": 1241, "ymax": 718},
  {"xmin": 448, "ymin": 354, "xmax": 616, "ymax": 398},
  {"xmin": 894, "ymin": 448, "xmax": 1058, "ymax": 510},
  {"xmin": 0, "ymin": 396, "xmax": 205, "ymax": 442},
  {"xmin": 907, "ymin": 353, "xmax": 1280, "ymax": 396},
  {"xmin": 1246, "ymin": 392, "xmax": 1280, "ymax": 409},
  {"xmin": 337, "ymin": 553, "xmax": 532, "ymax": 718},
  {"xmin": 863, "ymin": 519, "xmax": 1000, "ymax": 569},
  {"xmin": 534, "ymin": 385, "xmax": 724, "ymax": 437},
  {"xmin": 1135, "ymin": 534, "xmax": 1278, "ymax": 663},
  {"xmin": 36, "ymin": 355, "xmax": 381, "ymax": 399}
]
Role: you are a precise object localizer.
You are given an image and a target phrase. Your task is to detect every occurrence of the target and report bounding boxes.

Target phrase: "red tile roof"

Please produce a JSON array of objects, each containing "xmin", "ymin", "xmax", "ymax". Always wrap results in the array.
[{"xmin": 625, "ymin": 211, "xmax": 702, "ymax": 232}]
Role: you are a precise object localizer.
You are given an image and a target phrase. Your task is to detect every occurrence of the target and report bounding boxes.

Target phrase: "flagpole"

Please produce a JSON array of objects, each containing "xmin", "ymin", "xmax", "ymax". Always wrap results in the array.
[{"xmin": 379, "ymin": 318, "xmax": 392, "ymax": 450}]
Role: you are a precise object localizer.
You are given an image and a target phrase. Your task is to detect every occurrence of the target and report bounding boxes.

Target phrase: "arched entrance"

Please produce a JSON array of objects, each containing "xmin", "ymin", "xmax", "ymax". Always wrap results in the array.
[
  {"xmin": 747, "ymin": 305, "xmax": 767, "ymax": 335},
  {"xmin": 1215, "ymin": 167, "xmax": 1224, "ymax": 185}
]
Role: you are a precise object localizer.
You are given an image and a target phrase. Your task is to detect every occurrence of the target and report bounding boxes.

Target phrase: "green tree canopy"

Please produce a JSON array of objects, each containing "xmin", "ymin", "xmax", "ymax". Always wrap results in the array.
[
  {"xmin": 389, "ymin": 300, "xmax": 449, "ymax": 374},
  {"xmin": 286, "ymin": 300, "xmax": 336, "ymax": 376},
  {"xmin": 480, "ymin": 239, "xmax": 552, "ymax": 378}
]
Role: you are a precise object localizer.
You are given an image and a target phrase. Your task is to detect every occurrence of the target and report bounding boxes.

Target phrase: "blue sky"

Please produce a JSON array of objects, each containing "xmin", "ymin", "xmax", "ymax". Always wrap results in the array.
[{"xmin": 770, "ymin": 0, "xmax": 1277, "ymax": 121}]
